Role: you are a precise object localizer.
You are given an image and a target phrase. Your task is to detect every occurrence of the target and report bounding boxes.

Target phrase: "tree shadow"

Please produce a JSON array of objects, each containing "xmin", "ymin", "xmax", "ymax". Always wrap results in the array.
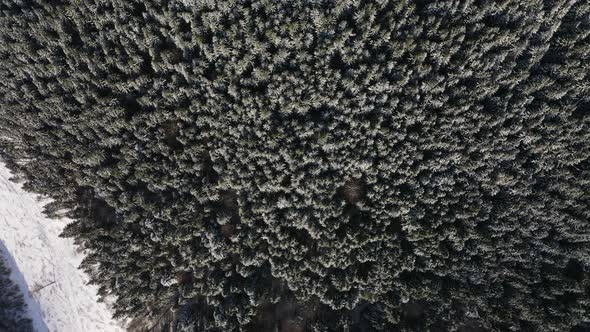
[{"xmin": 0, "ymin": 239, "xmax": 50, "ymax": 332}]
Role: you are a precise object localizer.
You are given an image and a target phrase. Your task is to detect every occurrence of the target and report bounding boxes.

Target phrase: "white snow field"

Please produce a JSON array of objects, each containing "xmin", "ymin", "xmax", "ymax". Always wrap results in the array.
[
  {"xmin": 0, "ymin": 161, "xmax": 125, "ymax": 332},
  {"xmin": 0, "ymin": 239, "xmax": 47, "ymax": 331}
]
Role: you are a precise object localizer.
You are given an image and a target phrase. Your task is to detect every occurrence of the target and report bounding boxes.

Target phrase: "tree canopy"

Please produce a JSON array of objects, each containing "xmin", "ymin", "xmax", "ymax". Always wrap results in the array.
[{"xmin": 0, "ymin": 0, "xmax": 589, "ymax": 331}]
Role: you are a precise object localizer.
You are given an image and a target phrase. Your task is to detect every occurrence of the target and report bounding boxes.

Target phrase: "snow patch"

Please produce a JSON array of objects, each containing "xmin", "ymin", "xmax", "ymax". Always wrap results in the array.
[
  {"xmin": 0, "ymin": 239, "xmax": 47, "ymax": 332},
  {"xmin": 0, "ymin": 162, "xmax": 125, "ymax": 332}
]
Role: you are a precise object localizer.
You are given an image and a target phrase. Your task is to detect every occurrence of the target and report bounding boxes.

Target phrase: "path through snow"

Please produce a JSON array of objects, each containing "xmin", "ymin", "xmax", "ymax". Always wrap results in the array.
[{"xmin": 0, "ymin": 162, "xmax": 125, "ymax": 332}]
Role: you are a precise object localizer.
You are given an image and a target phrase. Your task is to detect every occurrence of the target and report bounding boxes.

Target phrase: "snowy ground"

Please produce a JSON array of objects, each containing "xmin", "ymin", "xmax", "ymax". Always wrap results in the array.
[
  {"xmin": 0, "ymin": 162, "xmax": 125, "ymax": 332},
  {"xmin": 0, "ymin": 239, "xmax": 46, "ymax": 331}
]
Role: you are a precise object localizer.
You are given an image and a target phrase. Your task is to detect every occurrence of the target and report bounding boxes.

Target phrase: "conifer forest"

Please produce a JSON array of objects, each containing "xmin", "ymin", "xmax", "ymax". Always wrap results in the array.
[{"xmin": 0, "ymin": 0, "xmax": 589, "ymax": 331}]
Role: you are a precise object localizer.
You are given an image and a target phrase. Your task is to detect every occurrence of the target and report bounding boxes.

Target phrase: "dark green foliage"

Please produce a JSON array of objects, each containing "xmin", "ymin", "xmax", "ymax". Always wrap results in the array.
[
  {"xmin": 1, "ymin": 0, "xmax": 589, "ymax": 331},
  {"xmin": 0, "ymin": 254, "xmax": 33, "ymax": 332}
]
